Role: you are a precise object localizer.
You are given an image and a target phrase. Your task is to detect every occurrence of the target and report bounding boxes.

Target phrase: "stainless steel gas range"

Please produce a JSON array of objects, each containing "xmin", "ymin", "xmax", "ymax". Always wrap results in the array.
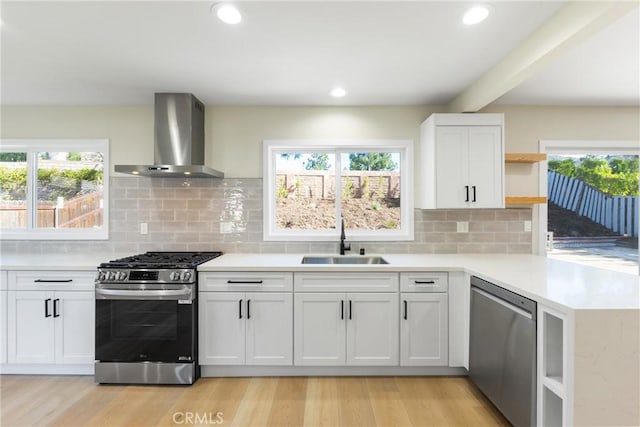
[{"xmin": 94, "ymin": 251, "xmax": 222, "ymax": 385}]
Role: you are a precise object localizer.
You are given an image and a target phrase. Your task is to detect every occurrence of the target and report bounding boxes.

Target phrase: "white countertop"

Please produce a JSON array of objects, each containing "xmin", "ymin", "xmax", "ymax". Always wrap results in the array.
[
  {"xmin": 199, "ymin": 253, "xmax": 640, "ymax": 312},
  {"xmin": 0, "ymin": 253, "xmax": 124, "ymax": 271},
  {"xmin": 2, "ymin": 252, "xmax": 638, "ymax": 312}
]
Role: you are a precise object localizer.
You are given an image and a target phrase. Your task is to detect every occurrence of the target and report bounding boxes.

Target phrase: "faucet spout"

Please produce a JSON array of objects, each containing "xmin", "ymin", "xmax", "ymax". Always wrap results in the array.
[{"xmin": 340, "ymin": 216, "xmax": 351, "ymax": 255}]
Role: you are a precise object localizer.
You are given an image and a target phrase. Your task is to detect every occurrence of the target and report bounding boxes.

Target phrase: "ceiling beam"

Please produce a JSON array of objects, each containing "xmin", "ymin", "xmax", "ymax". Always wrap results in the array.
[{"xmin": 446, "ymin": 1, "xmax": 639, "ymax": 113}]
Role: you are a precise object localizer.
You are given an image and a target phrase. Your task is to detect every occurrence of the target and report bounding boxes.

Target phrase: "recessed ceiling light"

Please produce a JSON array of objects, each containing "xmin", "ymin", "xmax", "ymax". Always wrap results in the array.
[
  {"xmin": 462, "ymin": 5, "xmax": 491, "ymax": 26},
  {"xmin": 211, "ymin": 3, "xmax": 242, "ymax": 25},
  {"xmin": 330, "ymin": 87, "xmax": 347, "ymax": 98}
]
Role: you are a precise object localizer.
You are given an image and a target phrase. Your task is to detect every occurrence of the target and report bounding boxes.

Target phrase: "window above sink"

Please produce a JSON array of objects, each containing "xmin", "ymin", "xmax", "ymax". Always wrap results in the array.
[{"xmin": 263, "ymin": 139, "xmax": 414, "ymax": 242}]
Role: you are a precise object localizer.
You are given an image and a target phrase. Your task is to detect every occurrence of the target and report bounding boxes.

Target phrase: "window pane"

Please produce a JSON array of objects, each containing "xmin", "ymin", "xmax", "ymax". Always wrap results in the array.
[
  {"xmin": 275, "ymin": 152, "xmax": 336, "ymax": 230},
  {"xmin": 341, "ymin": 152, "xmax": 401, "ymax": 230},
  {"xmin": 0, "ymin": 152, "xmax": 28, "ymax": 229},
  {"xmin": 36, "ymin": 151, "xmax": 105, "ymax": 229}
]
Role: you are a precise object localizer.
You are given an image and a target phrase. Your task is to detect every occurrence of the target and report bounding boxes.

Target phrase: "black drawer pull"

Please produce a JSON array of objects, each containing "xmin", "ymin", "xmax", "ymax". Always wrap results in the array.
[
  {"xmin": 247, "ymin": 300, "xmax": 251, "ymax": 319},
  {"xmin": 348, "ymin": 300, "xmax": 352, "ymax": 320},
  {"xmin": 53, "ymin": 299, "xmax": 60, "ymax": 318},
  {"xmin": 404, "ymin": 300, "xmax": 408, "ymax": 320},
  {"xmin": 35, "ymin": 279, "xmax": 73, "ymax": 283},
  {"xmin": 340, "ymin": 300, "xmax": 344, "ymax": 320},
  {"xmin": 415, "ymin": 280, "xmax": 436, "ymax": 285},
  {"xmin": 239, "ymin": 299, "xmax": 243, "ymax": 319},
  {"xmin": 227, "ymin": 280, "xmax": 263, "ymax": 284},
  {"xmin": 45, "ymin": 298, "xmax": 52, "ymax": 318}
]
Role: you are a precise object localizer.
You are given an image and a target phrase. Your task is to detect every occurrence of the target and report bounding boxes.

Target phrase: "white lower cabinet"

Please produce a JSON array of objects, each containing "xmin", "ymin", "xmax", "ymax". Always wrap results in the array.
[
  {"xmin": 199, "ymin": 291, "xmax": 293, "ymax": 366},
  {"xmin": 0, "ymin": 270, "xmax": 7, "ymax": 365},
  {"xmin": 347, "ymin": 293, "xmax": 399, "ymax": 366},
  {"xmin": 294, "ymin": 292, "xmax": 399, "ymax": 366},
  {"xmin": 7, "ymin": 290, "xmax": 94, "ymax": 365},
  {"xmin": 400, "ymin": 293, "xmax": 448, "ymax": 366},
  {"xmin": 399, "ymin": 272, "xmax": 449, "ymax": 367}
]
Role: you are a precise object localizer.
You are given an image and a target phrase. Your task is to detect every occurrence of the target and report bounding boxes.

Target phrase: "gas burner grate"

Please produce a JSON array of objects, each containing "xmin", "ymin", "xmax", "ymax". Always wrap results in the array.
[{"xmin": 100, "ymin": 251, "xmax": 223, "ymax": 269}]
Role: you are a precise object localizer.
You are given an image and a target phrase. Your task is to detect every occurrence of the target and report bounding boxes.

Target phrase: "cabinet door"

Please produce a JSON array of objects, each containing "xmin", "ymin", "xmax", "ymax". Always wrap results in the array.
[
  {"xmin": 347, "ymin": 293, "xmax": 399, "ymax": 366},
  {"xmin": 435, "ymin": 126, "xmax": 468, "ymax": 208},
  {"xmin": 0, "ymin": 289, "xmax": 7, "ymax": 365},
  {"xmin": 467, "ymin": 126, "xmax": 503, "ymax": 208},
  {"xmin": 245, "ymin": 292, "xmax": 292, "ymax": 366},
  {"xmin": 199, "ymin": 292, "xmax": 245, "ymax": 365},
  {"xmin": 400, "ymin": 293, "xmax": 448, "ymax": 366},
  {"xmin": 54, "ymin": 291, "xmax": 95, "ymax": 364},
  {"xmin": 294, "ymin": 293, "xmax": 345, "ymax": 366},
  {"xmin": 8, "ymin": 291, "xmax": 55, "ymax": 364}
]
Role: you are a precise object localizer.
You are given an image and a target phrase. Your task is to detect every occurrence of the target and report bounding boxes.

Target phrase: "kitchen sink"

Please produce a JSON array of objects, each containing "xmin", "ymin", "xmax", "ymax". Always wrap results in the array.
[{"xmin": 301, "ymin": 256, "xmax": 388, "ymax": 265}]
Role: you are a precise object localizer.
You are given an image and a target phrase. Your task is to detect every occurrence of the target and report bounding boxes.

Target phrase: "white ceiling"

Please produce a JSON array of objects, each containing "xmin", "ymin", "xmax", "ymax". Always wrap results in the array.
[{"xmin": 0, "ymin": 1, "xmax": 638, "ymax": 107}]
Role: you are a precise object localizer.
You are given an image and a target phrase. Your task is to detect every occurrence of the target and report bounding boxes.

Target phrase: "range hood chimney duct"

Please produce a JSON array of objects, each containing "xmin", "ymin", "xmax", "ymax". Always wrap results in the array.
[{"xmin": 115, "ymin": 93, "xmax": 224, "ymax": 178}]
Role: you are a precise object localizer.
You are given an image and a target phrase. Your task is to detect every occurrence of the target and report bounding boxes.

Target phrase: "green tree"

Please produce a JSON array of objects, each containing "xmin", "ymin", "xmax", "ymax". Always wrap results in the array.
[
  {"xmin": 349, "ymin": 153, "xmax": 396, "ymax": 171},
  {"xmin": 67, "ymin": 152, "xmax": 82, "ymax": 161},
  {"xmin": 548, "ymin": 158, "xmax": 576, "ymax": 177},
  {"xmin": 304, "ymin": 153, "xmax": 331, "ymax": 170},
  {"xmin": 0, "ymin": 153, "xmax": 27, "ymax": 162}
]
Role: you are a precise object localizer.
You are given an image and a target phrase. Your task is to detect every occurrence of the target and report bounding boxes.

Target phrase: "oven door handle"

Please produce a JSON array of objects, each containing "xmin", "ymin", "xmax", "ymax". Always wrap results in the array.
[{"xmin": 95, "ymin": 287, "xmax": 194, "ymax": 301}]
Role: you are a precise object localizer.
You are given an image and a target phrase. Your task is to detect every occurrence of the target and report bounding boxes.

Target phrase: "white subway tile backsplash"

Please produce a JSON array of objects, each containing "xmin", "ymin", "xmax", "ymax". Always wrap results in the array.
[{"xmin": 7, "ymin": 177, "xmax": 533, "ymax": 255}]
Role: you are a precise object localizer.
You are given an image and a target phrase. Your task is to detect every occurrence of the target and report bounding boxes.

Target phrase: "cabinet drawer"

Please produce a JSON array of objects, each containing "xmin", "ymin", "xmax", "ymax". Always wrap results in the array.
[
  {"xmin": 9, "ymin": 270, "xmax": 96, "ymax": 291},
  {"xmin": 400, "ymin": 272, "xmax": 448, "ymax": 292},
  {"xmin": 294, "ymin": 272, "xmax": 399, "ymax": 292},
  {"xmin": 199, "ymin": 272, "xmax": 293, "ymax": 292}
]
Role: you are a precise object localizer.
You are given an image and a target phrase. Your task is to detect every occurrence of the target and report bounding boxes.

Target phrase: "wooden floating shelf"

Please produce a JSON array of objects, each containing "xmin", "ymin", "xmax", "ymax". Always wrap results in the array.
[
  {"xmin": 505, "ymin": 153, "xmax": 547, "ymax": 163},
  {"xmin": 505, "ymin": 196, "xmax": 547, "ymax": 205}
]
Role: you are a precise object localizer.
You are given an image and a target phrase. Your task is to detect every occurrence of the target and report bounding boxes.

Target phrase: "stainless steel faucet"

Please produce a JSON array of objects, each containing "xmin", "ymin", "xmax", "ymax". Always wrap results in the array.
[{"xmin": 339, "ymin": 216, "xmax": 351, "ymax": 255}]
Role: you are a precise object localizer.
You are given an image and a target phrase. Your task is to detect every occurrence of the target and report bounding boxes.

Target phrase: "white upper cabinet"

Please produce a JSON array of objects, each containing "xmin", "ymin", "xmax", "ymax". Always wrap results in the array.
[{"xmin": 418, "ymin": 113, "xmax": 504, "ymax": 209}]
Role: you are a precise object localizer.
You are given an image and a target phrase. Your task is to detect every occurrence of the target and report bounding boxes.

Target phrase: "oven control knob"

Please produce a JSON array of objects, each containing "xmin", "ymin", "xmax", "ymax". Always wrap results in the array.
[
  {"xmin": 118, "ymin": 271, "xmax": 127, "ymax": 281},
  {"xmin": 170, "ymin": 271, "xmax": 181, "ymax": 281},
  {"xmin": 107, "ymin": 271, "xmax": 116, "ymax": 281},
  {"xmin": 97, "ymin": 271, "xmax": 106, "ymax": 281},
  {"xmin": 182, "ymin": 271, "xmax": 192, "ymax": 281}
]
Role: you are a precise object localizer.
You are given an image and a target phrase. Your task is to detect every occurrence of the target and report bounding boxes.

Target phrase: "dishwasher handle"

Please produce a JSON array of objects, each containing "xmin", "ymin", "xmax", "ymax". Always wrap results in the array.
[{"xmin": 471, "ymin": 286, "xmax": 533, "ymax": 320}]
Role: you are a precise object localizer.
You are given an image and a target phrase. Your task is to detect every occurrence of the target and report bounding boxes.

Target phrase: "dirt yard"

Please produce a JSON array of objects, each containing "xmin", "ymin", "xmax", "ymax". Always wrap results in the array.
[{"xmin": 276, "ymin": 197, "xmax": 400, "ymax": 230}]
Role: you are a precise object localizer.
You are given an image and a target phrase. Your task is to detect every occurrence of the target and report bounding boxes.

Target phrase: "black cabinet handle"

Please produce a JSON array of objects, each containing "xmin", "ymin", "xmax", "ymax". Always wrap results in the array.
[
  {"xmin": 349, "ymin": 300, "xmax": 352, "ymax": 320},
  {"xmin": 415, "ymin": 280, "xmax": 436, "ymax": 285},
  {"xmin": 465, "ymin": 186, "xmax": 469, "ymax": 202},
  {"xmin": 239, "ymin": 299, "xmax": 243, "ymax": 319},
  {"xmin": 340, "ymin": 300, "xmax": 344, "ymax": 320},
  {"xmin": 35, "ymin": 279, "xmax": 73, "ymax": 283},
  {"xmin": 45, "ymin": 298, "xmax": 52, "ymax": 318},
  {"xmin": 247, "ymin": 299, "xmax": 251, "ymax": 319},
  {"xmin": 227, "ymin": 280, "xmax": 263, "ymax": 284},
  {"xmin": 404, "ymin": 300, "xmax": 408, "ymax": 320},
  {"xmin": 53, "ymin": 299, "xmax": 60, "ymax": 318},
  {"xmin": 472, "ymin": 186, "xmax": 477, "ymax": 202}
]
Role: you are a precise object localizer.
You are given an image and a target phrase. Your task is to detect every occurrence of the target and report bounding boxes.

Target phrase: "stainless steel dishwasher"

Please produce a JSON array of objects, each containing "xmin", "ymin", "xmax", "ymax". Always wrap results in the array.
[{"xmin": 469, "ymin": 276, "xmax": 537, "ymax": 427}]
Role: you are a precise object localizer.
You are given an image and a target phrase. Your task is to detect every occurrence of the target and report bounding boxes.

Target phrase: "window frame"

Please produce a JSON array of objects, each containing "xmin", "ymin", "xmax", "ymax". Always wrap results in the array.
[
  {"xmin": 263, "ymin": 139, "xmax": 414, "ymax": 241},
  {"xmin": 0, "ymin": 138, "xmax": 110, "ymax": 240}
]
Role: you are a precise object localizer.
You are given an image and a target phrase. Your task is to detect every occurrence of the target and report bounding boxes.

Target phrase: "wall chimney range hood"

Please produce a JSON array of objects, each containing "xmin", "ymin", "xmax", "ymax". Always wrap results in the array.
[{"xmin": 115, "ymin": 93, "xmax": 224, "ymax": 178}]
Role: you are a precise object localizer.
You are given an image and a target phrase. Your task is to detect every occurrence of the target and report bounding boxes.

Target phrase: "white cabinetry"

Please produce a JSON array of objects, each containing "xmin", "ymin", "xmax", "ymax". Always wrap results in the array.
[
  {"xmin": 199, "ymin": 272, "xmax": 293, "ymax": 366},
  {"xmin": 6, "ymin": 271, "xmax": 95, "ymax": 369},
  {"xmin": 538, "ymin": 305, "xmax": 571, "ymax": 426},
  {"xmin": 294, "ymin": 273, "xmax": 399, "ymax": 366},
  {"xmin": 400, "ymin": 273, "xmax": 448, "ymax": 366},
  {"xmin": 418, "ymin": 113, "xmax": 504, "ymax": 209},
  {"xmin": 1, "ymin": 270, "xmax": 8, "ymax": 366}
]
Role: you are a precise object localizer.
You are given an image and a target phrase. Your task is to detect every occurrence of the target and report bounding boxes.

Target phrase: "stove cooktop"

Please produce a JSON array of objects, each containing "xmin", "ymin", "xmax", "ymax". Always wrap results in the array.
[{"xmin": 100, "ymin": 251, "xmax": 223, "ymax": 269}]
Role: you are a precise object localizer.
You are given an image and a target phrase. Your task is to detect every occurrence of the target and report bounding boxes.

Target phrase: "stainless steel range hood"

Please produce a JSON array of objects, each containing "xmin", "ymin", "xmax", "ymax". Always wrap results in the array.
[{"xmin": 115, "ymin": 93, "xmax": 224, "ymax": 178}]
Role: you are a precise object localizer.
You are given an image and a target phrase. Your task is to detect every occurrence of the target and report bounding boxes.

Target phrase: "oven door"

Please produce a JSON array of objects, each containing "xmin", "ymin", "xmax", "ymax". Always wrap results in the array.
[{"xmin": 95, "ymin": 284, "xmax": 196, "ymax": 363}]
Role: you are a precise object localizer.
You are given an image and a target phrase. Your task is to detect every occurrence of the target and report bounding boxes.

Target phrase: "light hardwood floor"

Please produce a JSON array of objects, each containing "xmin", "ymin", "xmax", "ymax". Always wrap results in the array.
[{"xmin": 1, "ymin": 375, "xmax": 509, "ymax": 426}]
